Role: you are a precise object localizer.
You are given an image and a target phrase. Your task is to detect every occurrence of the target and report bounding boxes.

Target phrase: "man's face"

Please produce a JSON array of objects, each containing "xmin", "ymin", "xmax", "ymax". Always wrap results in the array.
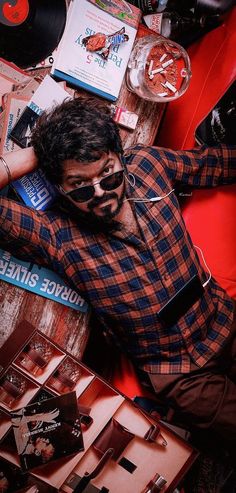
[{"xmin": 60, "ymin": 152, "xmax": 125, "ymax": 223}]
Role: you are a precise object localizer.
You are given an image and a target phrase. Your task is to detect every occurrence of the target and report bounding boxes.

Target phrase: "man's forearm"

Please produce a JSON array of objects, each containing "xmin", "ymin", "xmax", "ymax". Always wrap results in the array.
[
  {"xmin": 0, "ymin": 147, "xmax": 38, "ymax": 189},
  {"xmin": 154, "ymin": 144, "xmax": 236, "ymax": 187}
]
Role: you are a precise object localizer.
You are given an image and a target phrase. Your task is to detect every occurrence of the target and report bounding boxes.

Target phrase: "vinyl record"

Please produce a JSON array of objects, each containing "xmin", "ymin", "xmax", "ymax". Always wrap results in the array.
[{"xmin": 0, "ymin": 0, "xmax": 67, "ymax": 69}]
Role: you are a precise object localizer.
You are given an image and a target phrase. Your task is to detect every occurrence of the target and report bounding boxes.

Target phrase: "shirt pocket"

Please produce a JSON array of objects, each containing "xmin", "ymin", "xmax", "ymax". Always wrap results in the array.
[
  {"xmin": 151, "ymin": 220, "xmax": 195, "ymax": 296},
  {"xmin": 177, "ymin": 288, "xmax": 216, "ymax": 345}
]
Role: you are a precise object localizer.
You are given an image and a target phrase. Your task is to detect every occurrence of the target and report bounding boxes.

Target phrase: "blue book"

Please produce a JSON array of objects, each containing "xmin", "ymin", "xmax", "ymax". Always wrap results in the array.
[
  {"xmin": 0, "ymin": 248, "xmax": 88, "ymax": 312},
  {"xmin": 12, "ymin": 168, "xmax": 57, "ymax": 211}
]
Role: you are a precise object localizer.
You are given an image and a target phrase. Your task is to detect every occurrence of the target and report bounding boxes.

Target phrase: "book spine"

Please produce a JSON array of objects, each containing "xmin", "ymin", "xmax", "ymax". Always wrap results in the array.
[
  {"xmin": 53, "ymin": 71, "xmax": 117, "ymax": 102},
  {"xmin": 0, "ymin": 248, "xmax": 88, "ymax": 312}
]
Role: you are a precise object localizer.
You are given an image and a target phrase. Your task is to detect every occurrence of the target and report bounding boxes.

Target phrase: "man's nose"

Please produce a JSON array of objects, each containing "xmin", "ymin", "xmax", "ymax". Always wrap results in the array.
[{"xmin": 93, "ymin": 181, "xmax": 105, "ymax": 197}]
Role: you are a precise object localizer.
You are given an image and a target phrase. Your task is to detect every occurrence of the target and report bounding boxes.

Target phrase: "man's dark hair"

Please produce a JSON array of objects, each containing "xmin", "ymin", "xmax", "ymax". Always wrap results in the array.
[{"xmin": 31, "ymin": 96, "xmax": 123, "ymax": 184}]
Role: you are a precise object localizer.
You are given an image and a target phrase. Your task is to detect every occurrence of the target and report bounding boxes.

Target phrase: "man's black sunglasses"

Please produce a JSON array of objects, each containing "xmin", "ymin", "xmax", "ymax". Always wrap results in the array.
[{"xmin": 59, "ymin": 169, "xmax": 124, "ymax": 203}]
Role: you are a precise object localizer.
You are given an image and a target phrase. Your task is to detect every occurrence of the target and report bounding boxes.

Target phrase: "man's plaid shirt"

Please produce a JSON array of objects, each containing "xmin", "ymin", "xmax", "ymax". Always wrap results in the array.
[{"xmin": 0, "ymin": 145, "xmax": 235, "ymax": 374}]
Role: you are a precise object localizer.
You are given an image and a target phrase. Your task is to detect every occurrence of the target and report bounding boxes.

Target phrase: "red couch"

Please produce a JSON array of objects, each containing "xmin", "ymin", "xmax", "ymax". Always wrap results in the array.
[
  {"xmin": 112, "ymin": 8, "xmax": 236, "ymax": 397},
  {"xmin": 157, "ymin": 7, "xmax": 236, "ymax": 151},
  {"xmin": 157, "ymin": 6, "xmax": 236, "ymax": 300}
]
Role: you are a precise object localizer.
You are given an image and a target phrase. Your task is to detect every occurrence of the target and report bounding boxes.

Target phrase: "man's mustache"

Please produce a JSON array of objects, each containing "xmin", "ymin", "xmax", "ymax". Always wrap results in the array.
[{"xmin": 88, "ymin": 192, "xmax": 118, "ymax": 210}]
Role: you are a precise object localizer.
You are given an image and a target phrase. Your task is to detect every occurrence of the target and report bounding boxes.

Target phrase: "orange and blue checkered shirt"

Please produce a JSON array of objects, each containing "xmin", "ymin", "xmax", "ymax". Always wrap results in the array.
[{"xmin": 0, "ymin": 145, "xmax": 235, "ymax": 374}]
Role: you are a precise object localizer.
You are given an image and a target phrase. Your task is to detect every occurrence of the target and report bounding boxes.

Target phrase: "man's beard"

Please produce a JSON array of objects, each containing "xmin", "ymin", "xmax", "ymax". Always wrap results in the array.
[
  {"xmin": 87, "ymin": 189, "xmax": 125, "ymax": 223},
  {"xmin": 59, "ymin": 188, "xmax": 125, "ymax": 232}
]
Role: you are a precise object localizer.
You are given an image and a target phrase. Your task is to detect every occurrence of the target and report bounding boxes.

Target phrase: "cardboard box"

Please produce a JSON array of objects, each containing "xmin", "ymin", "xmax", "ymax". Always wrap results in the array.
[{"xmin": 0, "ymin": 321, "xmax": 198, "ymax": 492}]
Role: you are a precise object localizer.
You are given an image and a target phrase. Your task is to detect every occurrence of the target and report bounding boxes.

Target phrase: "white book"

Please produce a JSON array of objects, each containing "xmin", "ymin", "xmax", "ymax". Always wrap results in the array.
[
  {"xmin": 24, "ymin": 74, "xmax": 71, "ymax": 118},
  {"xmin": 51, "ymin": 0, "xmax": 141, "ymax": 102},
  {"xmin": 10, "ymin": 75, "xmax": 71, "ymax": 149}
]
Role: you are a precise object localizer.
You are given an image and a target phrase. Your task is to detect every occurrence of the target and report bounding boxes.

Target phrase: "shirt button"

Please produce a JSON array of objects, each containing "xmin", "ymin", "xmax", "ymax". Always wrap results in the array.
[{"xmin": 163, "ymin": 273, "xmax": 169, "ymax": 281}]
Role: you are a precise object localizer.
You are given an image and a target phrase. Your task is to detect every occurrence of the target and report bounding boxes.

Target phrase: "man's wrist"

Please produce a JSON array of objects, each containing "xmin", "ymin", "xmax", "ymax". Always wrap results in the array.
[
  {"xmin": 0, "ymin": 156, "xmax": 12, "ymax": 186},
  {"xmin": 0, "ymin": 148, "xmax": 38, "ymax": 188}
]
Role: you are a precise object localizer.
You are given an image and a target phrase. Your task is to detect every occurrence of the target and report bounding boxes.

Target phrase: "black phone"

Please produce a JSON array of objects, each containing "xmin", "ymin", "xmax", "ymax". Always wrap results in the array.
[{"xmin": 157, "ymin": 274, "xmax": 204, "ymax": 327}]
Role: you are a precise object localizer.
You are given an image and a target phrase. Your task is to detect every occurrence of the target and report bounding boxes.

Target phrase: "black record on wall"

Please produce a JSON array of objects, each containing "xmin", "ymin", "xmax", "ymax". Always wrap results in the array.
[{"xmin": 0, "ymin": 0, "xmax": 67, "ymax": 69}]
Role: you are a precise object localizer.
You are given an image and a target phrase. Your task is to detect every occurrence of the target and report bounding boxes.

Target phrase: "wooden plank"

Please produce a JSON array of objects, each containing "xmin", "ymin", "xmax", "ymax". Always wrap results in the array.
[
  {"xmin": 0, "ymin": 281, "xmax": 90, "ymax": 357},
  {"xmin": 118, "ymin": 77, "xmax": 166, "ymax": 149}
]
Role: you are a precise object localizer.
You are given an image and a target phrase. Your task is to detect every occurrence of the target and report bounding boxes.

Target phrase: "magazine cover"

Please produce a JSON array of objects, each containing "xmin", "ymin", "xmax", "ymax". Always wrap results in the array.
[
  {"xmin": 11, "ymin": 392, "xmax": 84, "ymax": 471},
  {"xmin": 10, "ymin": 75, "xmax": 71, "ymax": 148},
  {"xmin": 52, "ymin": 0, "xmax": 141, "ymax": 101}
]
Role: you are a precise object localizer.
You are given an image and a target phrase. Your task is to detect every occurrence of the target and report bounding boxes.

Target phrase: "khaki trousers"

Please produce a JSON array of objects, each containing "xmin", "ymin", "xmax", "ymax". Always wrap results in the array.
[{"xmin": 148, "ymin": 305, "xmax": 236, "ymax": 443}]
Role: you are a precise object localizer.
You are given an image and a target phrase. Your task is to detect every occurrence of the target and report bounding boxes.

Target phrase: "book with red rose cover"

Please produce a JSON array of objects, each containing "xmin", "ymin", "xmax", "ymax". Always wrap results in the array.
[{"xmin": 11, "ymin": 391, "xmax": 84, "ymax": 471}]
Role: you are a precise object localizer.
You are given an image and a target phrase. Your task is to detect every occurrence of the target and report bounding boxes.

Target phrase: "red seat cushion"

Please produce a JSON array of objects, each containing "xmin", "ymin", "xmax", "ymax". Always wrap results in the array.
[
  {"xmin": 156, "ymin": 6, "xmax": 236, "ymax": 300},
  {"xmin": 112, "ymin": 354, "xmax": 148, "ymax": 398},
  {"xmin": 156, "ymin": 7, "xmax": 236, "ymax": 150},
  {"xmin": 182, "ymin": 184, "xmax": 236, "ymax": 299}
]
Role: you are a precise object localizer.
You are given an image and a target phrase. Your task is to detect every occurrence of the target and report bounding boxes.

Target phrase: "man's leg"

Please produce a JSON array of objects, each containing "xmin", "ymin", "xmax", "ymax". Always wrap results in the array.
[
  {"xmin": 148, "ymin": 368, "xmax": 236, "ymax": 442},
  {"xmin": 147, "ymin": 303, "xmax": 236, "ymax": 441}
]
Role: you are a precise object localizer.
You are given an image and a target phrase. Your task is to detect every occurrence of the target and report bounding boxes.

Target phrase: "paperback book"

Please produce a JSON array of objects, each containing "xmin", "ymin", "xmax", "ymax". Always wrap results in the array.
[
  {"xmin": 52, "ymin": 0, "xmax": 141, "ymax": 101},
  {"xmin": 10, "ymin": 75, "xmax": 71, "ymax": 149},
  {"xmin": 12, "ymin": 168, "xmax": 57, "ymax": 211},
  {"xmin": 0, "ymin": 90, "xmax": 56, "ymax": 210}
]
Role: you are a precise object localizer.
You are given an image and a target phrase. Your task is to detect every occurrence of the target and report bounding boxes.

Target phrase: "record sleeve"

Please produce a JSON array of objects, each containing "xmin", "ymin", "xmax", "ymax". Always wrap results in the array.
[
  {"xmin": 11, "ymin": 391, "xmax": 84, "ymax": 471},
  {"xmin": 0, "ymin": 0, "xmax": 67, "ymax": 69}
]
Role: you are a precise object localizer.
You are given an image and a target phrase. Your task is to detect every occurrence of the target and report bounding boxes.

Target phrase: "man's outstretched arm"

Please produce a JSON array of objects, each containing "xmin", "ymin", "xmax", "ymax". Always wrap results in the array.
[
  {"xmin": 129, "ymin": 145, "xmax": 236, "ymax": 189},
  {"xmin": 0, "ymin": 147, "xmax": 38, "ymax": 189},
  {"xmin": 0, "ymin": 147, "xmax": 60, "ymax": 268},
  {"xmin": 156, "ymin": 144, "xmax": 236, "ymax": 187}
]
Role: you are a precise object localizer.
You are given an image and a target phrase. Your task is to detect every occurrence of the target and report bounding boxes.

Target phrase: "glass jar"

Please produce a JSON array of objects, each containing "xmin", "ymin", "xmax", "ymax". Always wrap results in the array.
[{"xmin": 126, "ymin": 35, "xmax": 191, "ymax": 102}]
